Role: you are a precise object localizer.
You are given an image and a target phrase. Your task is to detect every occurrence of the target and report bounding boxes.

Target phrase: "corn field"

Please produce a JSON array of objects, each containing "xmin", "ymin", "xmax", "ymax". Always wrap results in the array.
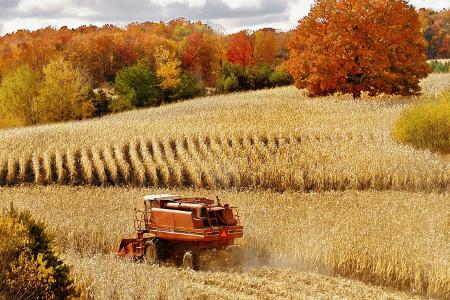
[
  {"xmin": 0, "ymin": 186, "xmax": 447, "ymax": 299},
  {"xmin": 0, "ymin": 83, "xmax": 448, "ymax": 192},
  {"xmin": 0, "ymin": 76, "xmax": 449, "ymax": 299}
]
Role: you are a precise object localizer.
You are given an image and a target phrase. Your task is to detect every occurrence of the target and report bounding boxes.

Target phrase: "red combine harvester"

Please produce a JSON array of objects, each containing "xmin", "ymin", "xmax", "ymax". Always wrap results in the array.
[{"xmin": 118, "ymin": 194, "xmax": 244, "ymax": 269}]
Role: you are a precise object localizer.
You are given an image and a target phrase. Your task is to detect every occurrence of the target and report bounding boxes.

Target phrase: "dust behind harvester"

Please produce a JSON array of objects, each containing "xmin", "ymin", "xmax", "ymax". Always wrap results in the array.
[{"xmin": 118, "ymin": 194, "xmax": 244, "ymax": 269}]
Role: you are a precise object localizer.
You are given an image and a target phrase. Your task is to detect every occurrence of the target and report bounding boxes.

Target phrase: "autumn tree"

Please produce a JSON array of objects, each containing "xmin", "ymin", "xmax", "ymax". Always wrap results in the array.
[
  {"xmin": 253, "ymin": 29, "xmax": 278, "ymax": 66},
  {"xmin": 114, "ymin": 63, "xmax": 158, "ymax": 108},
  {"xmin": 37, "ymin": 58, "xmax": 93, "ymax": 123},
  {"xmin": 0, "ymin": 65, "xmax": 40, "ymax": 125},
  {"xmin": 418, "ymin": 9, "xmax": 450, "ymax": 59},
  {"xmin": 155, "ymin": 46, "xmax": 181, "ymax": 92},
  {"xmin": 288, "ymin": 0, "xmax": 431, "ymax": 98},
  {"xmin": 182, "ymin": 32, "xmax": 220, "ymax": 85},
  {"xmin": 227, "ymin": 31, "xmax": 254, "ymax": 69}
]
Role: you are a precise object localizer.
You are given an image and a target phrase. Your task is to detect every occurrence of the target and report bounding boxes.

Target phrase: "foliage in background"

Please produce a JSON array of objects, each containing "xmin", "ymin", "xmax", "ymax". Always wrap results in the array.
[
  {"xmin": 227, "ymin": 31, "xmax": 254, "ymax": 69},
  {"xmin": 90, "ymin": 89, "xmax": 112, "ymax": 117},
  {"xmin": 287, "ymin": 0, "xmax": 431, "ymax": 98},
  {"xmin": 181, "ymin": 31, "xmax": 220, "ymax": 86},
  {"xmin": 172, "ymin": 73, "xmax": 206, "ymax": 101},
  {"xmin": 113, "ymin": 63, "xmax": 159, "ymax": 108},
  {"xmin": 37, "ymin": 57, "xmax": 93, "ymax": 123},
  {"xmin": 217, "ymin": 62, "xmax": 292, "ymax": 93},
  {"xmin": 429, "ymin": 60, "xmax": 450, "ymax": 73},
  {"xmin": 418, "ymin": 9, "xmax": 449, "ymax": 59},
  {"xmin": 393, "ymin": 91, "xmax": 450, "ymax": 153},
  {"xmin": 0, "ymin": 204, "xmax": 78, "ymax": 299},
  {"xmin": 155, "ymin": 46, "xmax": 181, "ymax": 92},
  {"xmin": 0, "ymin": 59, "xmax": 94, "ymax": 126},
  {"xmin": 0, "ymin": 65, "xmax": 40, "ymax": 125},
  {"xmin": 0, "ymin": 11, "xmax": 447, "ymax": 128}
]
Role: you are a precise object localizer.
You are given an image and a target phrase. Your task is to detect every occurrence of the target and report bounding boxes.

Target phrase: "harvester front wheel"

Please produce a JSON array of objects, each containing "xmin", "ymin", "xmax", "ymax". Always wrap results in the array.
[
  {"xmin": 144, "ymin": 239, "xmax": 160, "ymax": 264},
  {"xmin": 225, "ymin": 245, "xmax": 243, "ymax": 267},
  {"xmin": 182, "ymin": 250, "xmax": 199, "ymax": 270}
]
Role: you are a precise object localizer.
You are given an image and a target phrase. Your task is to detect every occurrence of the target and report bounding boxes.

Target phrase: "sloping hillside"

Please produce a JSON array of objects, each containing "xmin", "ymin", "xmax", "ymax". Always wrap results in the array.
[{"xmin": 1, "ymin": 81, "xmax": 448, "ymax": 192}]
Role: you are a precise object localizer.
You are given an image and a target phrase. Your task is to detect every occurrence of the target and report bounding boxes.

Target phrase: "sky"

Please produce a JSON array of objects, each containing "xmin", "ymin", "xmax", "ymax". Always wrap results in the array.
[{"xmin": 0, "ymin": 0, "xmax": 448, "ymax": 36}]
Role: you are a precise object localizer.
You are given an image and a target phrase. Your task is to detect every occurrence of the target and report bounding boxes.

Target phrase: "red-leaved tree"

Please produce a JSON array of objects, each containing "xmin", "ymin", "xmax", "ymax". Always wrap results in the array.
[
  {"xmin": 227, "ymin": 31, "xmax": 253, "ymax": 69},
  {"xmin": 287, "ymin": 0, "xmax": 431, "ymax": 98},
  {"xmin": 182, "ymin": 32, "xmax": 220, "ymax": 85}
]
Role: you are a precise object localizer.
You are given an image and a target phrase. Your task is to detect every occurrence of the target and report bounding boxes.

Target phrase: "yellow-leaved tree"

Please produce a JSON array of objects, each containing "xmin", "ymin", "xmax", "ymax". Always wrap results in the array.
[
  {"xmin": 0, "ymin": 64, "xmax": 40, "ymax": 126},
  {"xmin": 37, "ymin": 57, "xmax": 93, "ymax": 123},
  {"xmin": 155, "ymin": 46, "xmax": 181, "ymax": 93}
]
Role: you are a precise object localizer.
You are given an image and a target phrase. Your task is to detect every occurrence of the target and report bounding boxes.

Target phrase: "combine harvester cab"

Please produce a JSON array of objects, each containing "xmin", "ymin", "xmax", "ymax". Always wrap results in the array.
[{"xmin": 118, "ymin": 194, "xmax": 243, "ymax": 269}]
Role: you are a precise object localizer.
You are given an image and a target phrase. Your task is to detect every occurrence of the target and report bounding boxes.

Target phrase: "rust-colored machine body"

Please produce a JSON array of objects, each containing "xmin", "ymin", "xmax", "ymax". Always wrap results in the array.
[{"xmin": 118, "ymin": 194, "xmax": 243, "ymax": 268}]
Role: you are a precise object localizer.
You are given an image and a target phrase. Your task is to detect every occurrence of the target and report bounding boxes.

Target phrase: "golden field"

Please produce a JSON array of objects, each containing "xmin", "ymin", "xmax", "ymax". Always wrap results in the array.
[
  {"xmin": 0, "ymin": 74, "xmax": 449, "ymax": 192},
  {"xmin": 0, "ymin": 186, "xmax": 447, "ymax": 299},
  {"xmin": 0, "ymin": 74, "xmax": 449, "ymax": 299}
]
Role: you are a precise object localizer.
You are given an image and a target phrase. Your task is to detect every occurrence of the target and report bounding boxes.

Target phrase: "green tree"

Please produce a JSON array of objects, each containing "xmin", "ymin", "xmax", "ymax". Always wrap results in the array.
[
  {"xmin": 0, "ymin": 65, "xmax": 40, "ymax": 125},
  {"xmin": 172, "ymin": 73, "xmax": 205, "ymax": 100},
  {"xmin": 37, "ymin": 58, "xmax": 93, "ymax": 123},
  {"xmin": 114, "ymin": 63, "xmax": 159, "ymax": 107},
  {"xmin": 269, "ymin": 69, "xmax": 293, "ymax": 87}
]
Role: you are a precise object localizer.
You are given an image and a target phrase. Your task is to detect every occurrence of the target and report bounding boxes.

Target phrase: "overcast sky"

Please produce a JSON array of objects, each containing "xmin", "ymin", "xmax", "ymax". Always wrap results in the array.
[{"xmin": 0, "ymin": 0, "xmax": 448, "ymax": 36}]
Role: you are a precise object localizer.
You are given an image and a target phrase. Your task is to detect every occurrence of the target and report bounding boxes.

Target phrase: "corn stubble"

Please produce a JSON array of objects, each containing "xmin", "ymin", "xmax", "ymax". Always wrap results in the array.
[
  {"xmin": 0, "ymin": 186, "xmax": 447, "ymax": 299},
  {"xmin": 0, "ymin": 83, "xmax": 448, "ymax": 192}
]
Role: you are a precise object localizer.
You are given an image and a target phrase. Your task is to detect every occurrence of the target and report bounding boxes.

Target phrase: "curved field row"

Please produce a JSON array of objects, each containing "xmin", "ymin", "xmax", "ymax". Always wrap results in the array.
[{"xmin": 0, "ymin": 132, "xmax": 448, "ymax": 191}]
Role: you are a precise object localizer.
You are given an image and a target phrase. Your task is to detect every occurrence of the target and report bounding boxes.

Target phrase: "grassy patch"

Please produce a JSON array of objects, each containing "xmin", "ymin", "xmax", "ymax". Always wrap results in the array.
[{"xmin": 393, "ymin": 91, "xmax": 450, "ymax": 153}]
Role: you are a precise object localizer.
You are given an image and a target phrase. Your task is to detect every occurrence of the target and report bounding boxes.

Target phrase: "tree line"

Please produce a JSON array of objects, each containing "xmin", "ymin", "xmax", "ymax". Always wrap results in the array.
[
  {"xmin": 0, "ymin": 5, "xmax": 448, "ymax": 127},
  {"xmin": 0, "ymin": 19, "xmax": 294, "ymax": 126}
]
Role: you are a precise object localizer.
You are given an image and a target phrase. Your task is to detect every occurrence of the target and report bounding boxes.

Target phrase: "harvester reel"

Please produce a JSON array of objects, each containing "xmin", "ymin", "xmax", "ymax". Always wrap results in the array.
[{"xmin": 182, "ymin": 250, "xmax": 199, "ymax": 270}]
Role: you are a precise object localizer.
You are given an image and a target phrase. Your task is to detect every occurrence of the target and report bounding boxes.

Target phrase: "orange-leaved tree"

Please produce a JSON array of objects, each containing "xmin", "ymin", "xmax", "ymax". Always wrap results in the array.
[
  {"xmin": 253, "ymin": 28, "xmax": 279, "ymax": 66},
  {"xmin": 227, "ymin": 31, "xmax": 254, "ymax": 69},
  {"xmin": 287, "ymin": 0, "xmax": 431, "ymax": 98},
  {"xmin": 182, "ymin": 31, "xmax": 220, "ymax": 85}
]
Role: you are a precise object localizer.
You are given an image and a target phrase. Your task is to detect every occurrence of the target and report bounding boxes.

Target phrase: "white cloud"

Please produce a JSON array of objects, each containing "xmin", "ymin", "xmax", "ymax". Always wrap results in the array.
[
  {"xmin": 16, "ymin": 0, "xmax": 68, "ymax": 13},
  {"xmin": 2, "ymin": 17, "xmax": 103, "ymax": 34},
  {"xmin": 224, "ymin": 0, "xmax": 262, "ymax": 10},
  {"xmin": 151, "ymin": 0, "xmax": 206, "ymax": 8},
  {"xmin": 409, "ymin": 0, "xmax": 448, "ymax": 10},
  {"xmin": 0, "ymin": 0, "xmax": 447, "ymax": 35}
]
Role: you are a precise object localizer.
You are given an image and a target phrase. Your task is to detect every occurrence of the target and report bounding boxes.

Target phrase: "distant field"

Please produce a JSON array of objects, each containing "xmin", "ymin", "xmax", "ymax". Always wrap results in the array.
[
  {"xmin": 1, "ymin": 74, "xmax": 449, "ymax": 192},
  {"xmin": 1, "ymin": 186, "xmax": 447, "ymax": 298}
]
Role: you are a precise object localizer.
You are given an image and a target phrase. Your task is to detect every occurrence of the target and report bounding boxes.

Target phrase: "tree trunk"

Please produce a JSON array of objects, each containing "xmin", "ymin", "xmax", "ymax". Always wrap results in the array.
[{"xmin": 352, "ymin": 84, "xmax": 361, "ymax": 99}]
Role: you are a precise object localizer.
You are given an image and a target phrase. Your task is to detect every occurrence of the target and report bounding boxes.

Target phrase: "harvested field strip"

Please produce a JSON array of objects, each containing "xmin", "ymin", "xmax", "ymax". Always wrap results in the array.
[
  {"xmin": 64, "ymin": 253, "xmax": 422, "ymax": 299},
  {"xmin": 1, "ymin": 186, "xmax": 448, "ymax": 298}
]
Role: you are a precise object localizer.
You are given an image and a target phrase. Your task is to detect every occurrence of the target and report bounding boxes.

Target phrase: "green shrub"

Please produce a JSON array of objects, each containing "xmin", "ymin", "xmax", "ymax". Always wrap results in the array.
[
  {"xmin": 269, "ymin": 70, "xmax": 293, "ymax": 87},
  {"xmin": 216, "ymin": 62, "xmax": 245, "ymax": 93},
  {"xmin": 216, "ymin": 62, "xmax": 292, "ymax": 92},
  {"xmin": 171, "ymin": 73, "xmax": 205, "ymax": 101},
  {"xmin": 222, "ymin": 74, "xmax": 240, "ymax": 92},
  {"xmin": 393, "ymin": 91, "xmax": 450, "ymax": 153},
  {"xmin": 114, "ymin": 63, "xmax": 159, "ymax": 107},
  {"xmin": 91, "ymin": 89, "xmax": 112, "ymax": 117},
  {"xmin": 0, "ymin": 204, "xmax": 78, "ymax": 299},
  {"xmin": 429, "ymin": 60, "xmax": 450, "ymax": 73},
  {"xmin": 254, "ymin": 64, "xmax": 273, "ymax": 89}
]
